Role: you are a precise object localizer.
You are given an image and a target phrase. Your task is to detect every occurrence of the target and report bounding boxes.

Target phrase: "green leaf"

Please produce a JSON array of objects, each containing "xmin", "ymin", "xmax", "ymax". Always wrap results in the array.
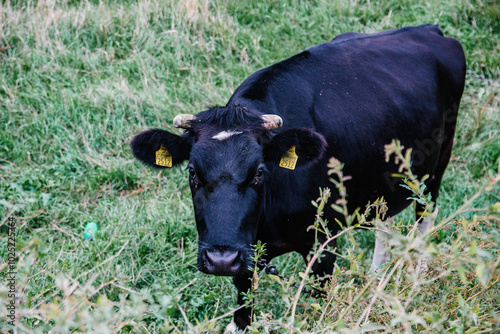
[
  {"xmin": 317, "ymin": 200, "xmax": 325, "ymax": 213},
  {"xmin": 426, "ymin": 242, "xmax": 439, "ymax": 255},
  {"xmin": 457, "ymin": 265, "xmax": 467, "ymax": 285},
  {"xmin": 469, "ymin": 240, "xmax": 477, "ymax": 256},
  {"xmin": 269, "ymin": 274, "xmax": 282, "ymax": 283},
  {"xmin": 490, "ymin": 202, "xmax": 500, "ymax": 212},
  {"xmin": 331, "ymin": 203, "xmax": 343, "ymax": 213},
  {"xmin": 461, "ymin": 216, "xmax": 468, "ymax": 229},
  {"xmin": 310, "ymin": 303, "xmax": 322, "ymax": 311},
  {"xmin": 475, "ymin": 263, "xmax": 485, "ymax": 280}
]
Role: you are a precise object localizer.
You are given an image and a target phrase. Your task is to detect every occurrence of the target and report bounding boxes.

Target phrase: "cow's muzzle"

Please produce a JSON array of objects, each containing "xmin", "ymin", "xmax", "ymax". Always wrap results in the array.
[{"xmin": 200, "ymin": 247, "xmax": 243, "ymax": 276}]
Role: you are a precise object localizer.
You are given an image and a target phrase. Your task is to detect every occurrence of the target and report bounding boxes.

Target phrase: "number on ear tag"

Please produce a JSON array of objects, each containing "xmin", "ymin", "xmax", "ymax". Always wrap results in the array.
[
  {"xmin": 279, "ymin": 146, "xmax": 298, "ymax": 170},
  {"xmin": 155, "ymin": 145, "xmax": 172, "ymax": 167}
]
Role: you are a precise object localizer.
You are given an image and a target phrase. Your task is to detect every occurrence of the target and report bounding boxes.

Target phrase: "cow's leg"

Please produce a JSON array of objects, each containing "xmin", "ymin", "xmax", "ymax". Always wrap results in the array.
[
  {"xmin": 224, "ymin": 319, "xmax": 241, "ymax": 333},
  {"xmin": 415, "ymin": 205, "xmax": 438, "ymax": 275},
  {"xmin": 226, "ymin": 274, "xmax": 252, "ymax": 332},
  {"xmin": 416, "ymin": 207, "xmax": 437, "ymax": 236},
  {"xmin": 311, "ymin": 248, "xmax": 336, "ymax": 278},
  {"xmin": 301, "ymin": 237, "xmax": 336, "ymax": 286},
  {"xmin": 369, "ymin": 218, "xmax": 393, "ymax": 275}
]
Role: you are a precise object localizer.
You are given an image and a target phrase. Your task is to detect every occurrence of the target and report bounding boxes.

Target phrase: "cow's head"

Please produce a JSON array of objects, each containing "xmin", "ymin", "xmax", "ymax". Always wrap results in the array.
[{"xmin": 130, "ymin": 106, "xmax": 326, "ymax": 276}]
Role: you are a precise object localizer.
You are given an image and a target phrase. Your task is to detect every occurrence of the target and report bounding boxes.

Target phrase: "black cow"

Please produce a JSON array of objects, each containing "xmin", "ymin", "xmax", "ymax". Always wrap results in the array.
[{"xmin": 130, "ymin": 24, "xmax": 466, "ymax": 330}]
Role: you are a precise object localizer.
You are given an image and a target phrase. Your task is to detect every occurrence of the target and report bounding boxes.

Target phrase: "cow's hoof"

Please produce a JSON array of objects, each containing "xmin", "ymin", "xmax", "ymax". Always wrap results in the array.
[{"xmin": 225, "ymin": 319, "xmax": 244, "ymax": 333}]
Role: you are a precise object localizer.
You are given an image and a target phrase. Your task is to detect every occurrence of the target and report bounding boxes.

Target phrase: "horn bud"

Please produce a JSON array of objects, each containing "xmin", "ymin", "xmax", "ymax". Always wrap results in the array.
[
  {"xmin": 261, "ymin": 114, "xmax": 283, "ymax": 130},
  {"xmin": 173, "ymin": 114, "xmax": 196, "ymax": 129}
]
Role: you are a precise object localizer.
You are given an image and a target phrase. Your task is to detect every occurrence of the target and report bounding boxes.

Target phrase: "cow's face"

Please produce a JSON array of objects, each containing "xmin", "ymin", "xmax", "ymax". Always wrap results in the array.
[
  {"xmin": 130, "ymin": 109, "xmax": 326, "ymax": 276},
  {"xmin": 188, "ymin": 133, "xmax": 265, "ymax": 275}
]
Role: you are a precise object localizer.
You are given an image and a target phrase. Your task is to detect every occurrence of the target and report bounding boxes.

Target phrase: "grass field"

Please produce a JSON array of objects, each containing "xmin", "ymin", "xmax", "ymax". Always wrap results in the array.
[{"xmin": 0, "ymin": 0, "xmax": 499, "ymax": 333}]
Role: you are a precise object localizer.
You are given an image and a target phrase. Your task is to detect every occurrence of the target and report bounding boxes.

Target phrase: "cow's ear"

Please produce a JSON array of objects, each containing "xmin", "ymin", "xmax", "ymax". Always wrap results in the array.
[
  {"xmin": 130, "ymin": 129, "xmax": 192, "ymax": 168},
  {"xmin": 263, "ymin": 128, "xmax": 326, "ymax": 168}
]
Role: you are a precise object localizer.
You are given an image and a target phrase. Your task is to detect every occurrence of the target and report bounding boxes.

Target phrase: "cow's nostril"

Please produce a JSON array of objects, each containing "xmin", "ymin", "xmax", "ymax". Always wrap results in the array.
[
  {"xmin": 205, "ymin": 249, "xmax": 240, "ymax": 265},
  {"xmin": 203, "ymin": 249, "xmax": 242, "ymax": 276}
]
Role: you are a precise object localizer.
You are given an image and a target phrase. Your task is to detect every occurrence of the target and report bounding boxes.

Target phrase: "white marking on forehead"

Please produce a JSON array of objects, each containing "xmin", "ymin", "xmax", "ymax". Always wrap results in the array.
[{"xmin": 212, "ymin": 130, "xmax": 243, "ymax": 141}]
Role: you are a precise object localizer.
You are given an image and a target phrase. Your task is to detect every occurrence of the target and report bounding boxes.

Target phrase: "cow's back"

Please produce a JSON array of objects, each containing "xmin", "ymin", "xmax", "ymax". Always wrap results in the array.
[{"xmin": 229, "ymin": 24, "xmax": 465, "ymax": 223}]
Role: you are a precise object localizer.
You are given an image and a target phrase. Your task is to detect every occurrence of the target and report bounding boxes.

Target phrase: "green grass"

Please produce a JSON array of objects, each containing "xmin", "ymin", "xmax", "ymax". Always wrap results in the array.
[{"xmin": 0, "ymin": 0, "xmax": 499, "ymax": 333}]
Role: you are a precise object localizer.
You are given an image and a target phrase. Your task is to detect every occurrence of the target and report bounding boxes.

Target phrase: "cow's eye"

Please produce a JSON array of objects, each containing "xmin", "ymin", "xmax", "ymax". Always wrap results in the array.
[
  {"xmin": 188, "ymin": 166, "xmax": 196, "ymax": 177},
  {"xmin": 187, "ymin": 164, "xmax": 200, "ymax": 188},
  {"xmin": 254, "ymin": 164, "xmax": 265, "ymax": 182},
  {"xmin": 256, "ymin": 166, "xmax": 264, "ymax": 178}
]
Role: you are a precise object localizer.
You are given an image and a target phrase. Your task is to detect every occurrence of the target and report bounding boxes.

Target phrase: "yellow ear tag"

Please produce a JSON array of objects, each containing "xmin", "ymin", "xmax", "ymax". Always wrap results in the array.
[
  {"xmin": 279, "ymin": 146, "xmax": 298, "ymax": 170},
  {"xmin": 155, "ymin": 145, "xmax": 172, "ymax": 167}
]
